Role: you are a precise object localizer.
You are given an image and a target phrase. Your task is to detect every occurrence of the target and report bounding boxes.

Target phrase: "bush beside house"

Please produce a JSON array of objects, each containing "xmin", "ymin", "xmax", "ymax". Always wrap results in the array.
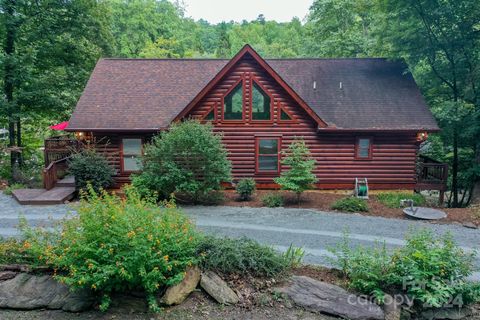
[
  {"xmin": 68, "ymin": 148, "xmax": 113, "ymax": 192},
  {"xmin": 274, "ymin": 139, "xmax": 317, "ymax": 203},
  {"xmin": 132, "ymin": 120, "xmax": 231, "ymax": 203}
]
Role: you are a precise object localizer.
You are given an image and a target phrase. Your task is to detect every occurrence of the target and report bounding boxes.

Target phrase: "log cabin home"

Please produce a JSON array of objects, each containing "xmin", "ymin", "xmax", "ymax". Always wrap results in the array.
[{"xmin": 41, "ymin": 45, "xmax": 448, "ymax": 203}]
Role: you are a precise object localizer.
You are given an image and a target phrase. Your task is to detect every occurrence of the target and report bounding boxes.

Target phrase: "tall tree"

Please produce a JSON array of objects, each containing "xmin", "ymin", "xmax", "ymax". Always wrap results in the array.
[
  {"xmin": 378, "ymin": 0, "xmax": 480, "ymax": 207},
  {"xmin": 0, "ymin": 0, "xmax": 112, "ymax": 177}
]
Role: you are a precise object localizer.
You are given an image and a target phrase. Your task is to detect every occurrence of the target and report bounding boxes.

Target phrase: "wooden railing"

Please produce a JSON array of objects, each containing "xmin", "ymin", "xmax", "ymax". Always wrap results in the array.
[
  {"xmin": 43, "ymin": 156, "xmax": 71, "ymax": 190},
  {"xmin": 44, "ymin": 136, "xmax": 80, "ymax": 167},
  {"xmin": 415, "ymin": 162, "xmax": 449, "ymax": 204}
]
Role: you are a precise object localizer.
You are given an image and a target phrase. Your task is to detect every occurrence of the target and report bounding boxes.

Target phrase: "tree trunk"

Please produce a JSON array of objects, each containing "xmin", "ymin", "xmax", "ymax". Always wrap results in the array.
[
  {"xmin": 451, "ymin": 124, "xmax": 459, "ymax": 207},
  {"xmin": 3, "ymin": 0, "xmax": 19, "ymax": 171},
  {"xmin": 471, "ymin": 142, "xmax": 480, "ymax": 205},
  {"xmin": 16, "ymin": 119, "xmax": 22, "ymax": 166}
]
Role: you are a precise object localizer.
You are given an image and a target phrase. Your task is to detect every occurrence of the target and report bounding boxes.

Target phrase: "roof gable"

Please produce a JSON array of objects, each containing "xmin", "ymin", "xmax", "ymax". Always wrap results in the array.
[{"xmin": 174, "ymin": 45, "xmax": 327, "ymax": 127}]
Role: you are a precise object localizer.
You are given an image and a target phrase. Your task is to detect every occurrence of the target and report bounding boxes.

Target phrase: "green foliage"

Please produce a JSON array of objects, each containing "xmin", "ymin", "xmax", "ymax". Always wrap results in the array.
[
  {"xmin": 22, "ymin": 186, "xmax": 200, "ymax": 312},
  {"xmin": 197, "ymin": 236, "xmax": 293, "ymax": 277},
  {"xmin": 133, "ymin": 120, "xmax": 231, "ymax": 203},
  {"xmin": 261, "ymin": 193, "xmax": 284, "ymax": 207},
  {"xmin": 283, "ymin": 244, "xmax": 305, "ymax": 268},
  {"xmin": 68, "ymin": 149, "xmax": 114, "ymax": 193},
  {"xmin": 3, "ymin": 182, "xmax": 26, "ymax": 195},
  {"xmin": 274, "ymin": 139, "xmax": 318, "ymax": 202},
  {"xmin": 377, "ymin": 192, "xmax": 426, "ymax": 208},
  {"xmin": 0, "ymin": 237, "xmax": 36, "ymax": 265},
  {"xmin": 331, "ymin": 197, "xmax": 369, "ymax": 212},
  {"xmin": 236, "ymin": 178, "xmax": 256, "ymax": 201},
  {"xmin": 330, "ymin": 229, "xmax": 480, "ymax": 308}
]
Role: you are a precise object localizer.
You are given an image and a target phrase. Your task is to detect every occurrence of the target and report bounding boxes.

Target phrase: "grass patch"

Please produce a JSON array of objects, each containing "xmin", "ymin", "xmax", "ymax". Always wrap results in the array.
[
  {"xmin": 331, "ymin": 197, "xmax": 369, "ymax": 212},
  {"xmin": 3, "ymin": 183, "xmax": 26, "ymax": 195},
  {"xmin": 197, "ymin": 236, "xmax": 302, "ymax": 277},
  {"xmin": 376, "ymin": 192, "xmax": 425, "ymax": 208},
  {"xmin": 261, "ymin": 193, "xmax": 284, "ymax": 207}
]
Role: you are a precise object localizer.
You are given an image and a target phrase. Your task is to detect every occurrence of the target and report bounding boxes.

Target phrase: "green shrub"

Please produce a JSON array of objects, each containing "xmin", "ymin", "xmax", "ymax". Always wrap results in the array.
[
  {"xmin": 329, "ymin": 229, "xmax": 480, "ymax": 308},
  {"xmin": 236, "ymin": 178, "xmax": 256, "ymax": 201},
  {"xmin": 377, "ymin": 192, "xmax": 425, "ymax": 208},
  {"xmin": 283, "ymin": 244, "xmax": 305, "ymax": 268},
  {"xmin": 23, "ymin": 186, "xmax": 200, "ymax": 312},
  {"xmin": 262, "ymin": 193, "xmax": 284, "ymax": 207},
  {"xmin": 3, "ymin": 182, "xmax": 26, "ymax": 195},
  {"xmin": 331, "ymin": 197, "xmax": 369, "ymax": 212},
  {"xmin": 133, "ymin": 120, "xmax": 231, "ymax": 203},
  {"xmin": 197, "ymin": 236, "xmax": 292, "ymax": 277},
  {"xmin": 274, "ymin": 139, "xmax": 317, "ymax": 203},
  {"xmin": 0, "ymin": 237, "xmax": 36, "ymax": 265},
  {"xmin": 68, "ymin": 149, "xmax": 113, "ymax": 193}
]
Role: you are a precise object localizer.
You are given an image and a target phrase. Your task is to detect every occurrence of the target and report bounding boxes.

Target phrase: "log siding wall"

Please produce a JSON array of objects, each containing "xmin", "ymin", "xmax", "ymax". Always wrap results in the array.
[{"xmin": 93, "ymin": 55, "xmax": 419, "ymax": 190}]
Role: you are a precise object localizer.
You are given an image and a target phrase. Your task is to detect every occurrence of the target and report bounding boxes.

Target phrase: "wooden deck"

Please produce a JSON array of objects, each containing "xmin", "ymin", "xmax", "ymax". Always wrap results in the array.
[{"xmin": 12, "ymin": 176, "xmax": 76, "ymax": 205}]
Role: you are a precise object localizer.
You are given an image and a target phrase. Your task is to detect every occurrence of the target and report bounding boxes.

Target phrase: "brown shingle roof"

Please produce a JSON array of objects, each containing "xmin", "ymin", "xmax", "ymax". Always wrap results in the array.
[{"xmin": 68, "ymin": 56, "xmax": 439, "ymax": 131}]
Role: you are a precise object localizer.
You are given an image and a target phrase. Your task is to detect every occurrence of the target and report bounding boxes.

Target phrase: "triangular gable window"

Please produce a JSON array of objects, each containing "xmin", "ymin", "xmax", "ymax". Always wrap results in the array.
[
  {"xmin": 280, "ymin": 108, "xmax": 293, "ymax": 121},
  {"xmin": 204, "ymin": 109, "xmax": 215, "ymax": 121}
]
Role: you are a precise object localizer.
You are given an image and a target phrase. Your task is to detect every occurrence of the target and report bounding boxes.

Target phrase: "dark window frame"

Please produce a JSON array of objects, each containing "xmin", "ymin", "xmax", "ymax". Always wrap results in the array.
[
  {"xmin": 355, "ymin": 137, "xmax": 373, "ymax": 160},
  {"xmin": 255, "ymin": 137, "xmax": 281, "ymax": 175}
]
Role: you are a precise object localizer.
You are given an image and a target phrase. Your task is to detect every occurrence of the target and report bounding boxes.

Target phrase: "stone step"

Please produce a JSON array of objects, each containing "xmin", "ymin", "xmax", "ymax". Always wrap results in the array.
[{"xmin": 12, "ymin": 187, "xmax": 75, "ymax": 205}]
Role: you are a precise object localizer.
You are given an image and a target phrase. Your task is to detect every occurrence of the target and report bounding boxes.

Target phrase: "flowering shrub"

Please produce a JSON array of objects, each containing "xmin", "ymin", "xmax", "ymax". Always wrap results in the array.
[
  {"xmin": 330, "ymin": 229, "xmax": 480, "ymax": 309},
  {"xmin": 23, "ymin": 186, "xmax": 200, "ymax": 312}
]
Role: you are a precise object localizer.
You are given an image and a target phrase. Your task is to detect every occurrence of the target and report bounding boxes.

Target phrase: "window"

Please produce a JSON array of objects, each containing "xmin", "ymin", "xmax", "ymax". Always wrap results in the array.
[
  {"xmin": 356, "ymin": 137, "xmax": 372, "ymax": 159},
  {"xmin": 252, "ymin": 82, "xmax": 271, "ymax": 120},
  {"xmin": 122, "ymin": 138, "xmax": 142, "ymax": 172},
  {"xmin": 256, "ymin": 138, "xmax": 280, "ymax": 173},
  {"xmin": 280, "ymin": 109, "xmax": 292, "ymax": 121},
  {"xmin": 204, "ymin": 109, "xmax": 214, "ymax": 121},
  {"xmin": 223, "ymin": 82, "xmax": 243, "ymax": 120}
]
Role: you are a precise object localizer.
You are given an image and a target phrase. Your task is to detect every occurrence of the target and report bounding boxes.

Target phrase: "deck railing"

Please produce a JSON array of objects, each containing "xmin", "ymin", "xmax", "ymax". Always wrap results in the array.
[
  {"xmin": 43, "ymin": 156, "xmax": 71, "ymax": 190},
  {"xmin": 416, "ymin": 162, "xmax": 449, "ymax": 204},
  {"xmin": 44, "ymin": 136, "xmax": 81, "ymax": 167},
  {"xmin": 43, "ymin": 136, "xmax": 80, "ymax": 190}
]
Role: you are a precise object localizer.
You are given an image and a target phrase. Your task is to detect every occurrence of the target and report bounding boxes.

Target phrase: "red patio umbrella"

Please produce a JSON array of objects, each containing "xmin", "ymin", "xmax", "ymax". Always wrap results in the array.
[{"xmin": 49, "ymin": 121, "xmax": 69, "ymax": 130}]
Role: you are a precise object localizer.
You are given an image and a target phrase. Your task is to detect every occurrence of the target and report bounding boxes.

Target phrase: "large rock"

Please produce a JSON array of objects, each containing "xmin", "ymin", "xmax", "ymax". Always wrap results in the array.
[
  {"xmin": 200, "ymin": 271, "xmax": 238, "ymax": 305},
  {"xmin": 0, "ymin": 273, "xmax": 94, "ymax": 312},
  {"xmin": 280, "ymin": 276, "xmax": 384, "ymax": 320},
  {"xmin": 159, "ymin": 266, "xmax": 201, "ymax": 305}
]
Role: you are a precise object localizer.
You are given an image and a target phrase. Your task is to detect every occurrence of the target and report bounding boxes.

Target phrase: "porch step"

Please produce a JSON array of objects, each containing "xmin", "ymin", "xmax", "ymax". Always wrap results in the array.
[
  {"xmin": 55, "ymin": 175, "xmax": 75, "ymax": 188},
  {"xmin": 12, "ymin": 187, "xmax": 75, "ymax": 205}
]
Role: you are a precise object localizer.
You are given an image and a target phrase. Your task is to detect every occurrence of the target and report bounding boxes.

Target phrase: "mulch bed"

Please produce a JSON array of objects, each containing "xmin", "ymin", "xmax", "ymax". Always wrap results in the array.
[{"xmin": 222, "ymin": 190, "xmax": 480, "ymax": 227}]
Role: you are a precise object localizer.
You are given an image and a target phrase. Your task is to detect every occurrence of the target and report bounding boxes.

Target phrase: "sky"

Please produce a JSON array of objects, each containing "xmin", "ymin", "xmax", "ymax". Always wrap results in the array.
[{"xmin": 180, "ymin": 0, "xmax": 314, "ymax": 24}]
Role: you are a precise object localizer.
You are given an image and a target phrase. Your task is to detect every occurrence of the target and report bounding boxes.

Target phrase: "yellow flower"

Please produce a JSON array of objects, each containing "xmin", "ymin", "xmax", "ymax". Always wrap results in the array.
[
  {"xmin": 147, "ymin": 234, "xmax": 153, "ymax": 241},
  {"xmin": 163, "ymin": 255, "xmax": 169, "ymax": 261},
  {"xmin": 88, "ymin": 263, "xmax": 94, "ymax": 269},
  {"xmin": 91, "ymin": 284, "xmax": 97, "ymax": 290},
  {"xmin": 23, "ymin": 241, "xmax": 31, "ymax": 249},
  {"xmin": 127, "ymin": 231, "xmax": 136, "ymax": 238}
]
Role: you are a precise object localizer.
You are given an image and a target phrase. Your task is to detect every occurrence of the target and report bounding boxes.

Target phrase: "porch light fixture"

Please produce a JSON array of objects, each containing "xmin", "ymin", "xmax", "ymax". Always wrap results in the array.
[
  {"xmin": 416, "ymin": 132, "xmax": 428, "ymax": 142},
  {"xmin": 75, "ymin": 131, "xmax": 92, "ymax": 143}
]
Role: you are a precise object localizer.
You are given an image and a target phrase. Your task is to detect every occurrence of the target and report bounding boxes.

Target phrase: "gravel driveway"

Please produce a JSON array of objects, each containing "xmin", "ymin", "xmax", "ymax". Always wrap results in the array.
[
  {"xmin": 182, "ymin": 206, "xmax": 480, "ymax": 280},
  {"xmin": 0, "ymin": 192, "xmax": 478, "ymax": 279}
]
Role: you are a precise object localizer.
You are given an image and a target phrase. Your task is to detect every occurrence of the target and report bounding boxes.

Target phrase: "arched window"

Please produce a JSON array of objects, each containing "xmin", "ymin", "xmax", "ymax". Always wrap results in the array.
[
  {"xmin": 223, "ymin": 82, "xmax": 243, "ymax": 120},
  {"xmin": 251, "ymin": 82, "xmax": 271, "ymax": 120}
]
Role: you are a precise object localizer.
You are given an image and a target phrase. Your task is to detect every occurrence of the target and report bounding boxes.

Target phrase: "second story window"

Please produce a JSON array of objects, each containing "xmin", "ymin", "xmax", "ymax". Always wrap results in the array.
[
  {"xmin": 252, "ymin": 82, "xmax": 271, "ymax": 120},
  {"xmin": 223, "ymin": 82, "xmax": 243, "ymax": 120}
]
